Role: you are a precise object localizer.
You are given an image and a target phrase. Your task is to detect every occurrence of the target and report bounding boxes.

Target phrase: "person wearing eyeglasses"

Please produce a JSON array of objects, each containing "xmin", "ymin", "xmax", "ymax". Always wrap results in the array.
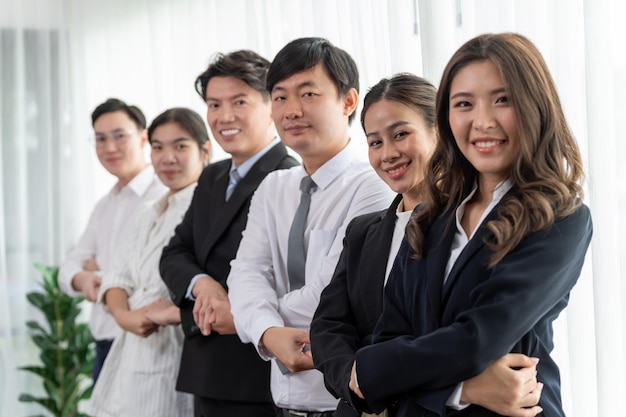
[{"xmin": 58, "ymin": 98, "xmax": 167, "ymax": 384}]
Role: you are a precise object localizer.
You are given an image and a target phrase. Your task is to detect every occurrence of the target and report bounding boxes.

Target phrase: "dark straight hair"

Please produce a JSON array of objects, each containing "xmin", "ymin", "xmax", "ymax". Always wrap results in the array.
[
  {"xmin": 91, "ymin": 98, "xmax": 146, "ymax": 129},
  {"xmin": 147, "ymin": 107, "xmax": 210, "ymax": 152},
  {"xmin": 267, "ymin": 37, "xmax": 360, "ymax": 123},
  {"xmin": 195, "ymin": 50, "xmax": 271, "ymax": 102},
  {"xmin": 360, "ymin": 73, "xmax": 436, "ymax": 132}
]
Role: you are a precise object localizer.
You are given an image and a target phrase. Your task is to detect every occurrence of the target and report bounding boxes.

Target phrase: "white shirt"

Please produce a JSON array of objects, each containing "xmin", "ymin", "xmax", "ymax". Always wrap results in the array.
[
  {"xmin": 58, "ymin": 165, "xmax": 168, "ymax": 340},
  {"xmin": 384, "ymin": 205, "xmax": 413, "ymax": 285},
  {"xmin": 89, "ymin": 183, "xmax": 196, "ymax": 417},
  {"xmin": 227, "ymin": 140, "xmax": 394, "ymax": 412}
]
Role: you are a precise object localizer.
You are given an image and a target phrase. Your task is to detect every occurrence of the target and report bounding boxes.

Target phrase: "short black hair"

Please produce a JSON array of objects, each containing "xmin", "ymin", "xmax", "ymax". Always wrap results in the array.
[
  {"xmin": 266, "ymin": 37, "xmax": 360, "ymax": 123},
  {"xmin": 195, "ymin": 50, "xmax": 271, "ymax": 102},
  {"xmin": 91, "ymin": 98, "xmax": 146, "ymax": 129}
]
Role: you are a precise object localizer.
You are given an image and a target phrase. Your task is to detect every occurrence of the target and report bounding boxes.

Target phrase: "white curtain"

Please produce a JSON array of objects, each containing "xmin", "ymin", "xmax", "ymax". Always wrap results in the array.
[{"xmin": 0, "ymin": 0, "xmax": 623, "ymax": 415}]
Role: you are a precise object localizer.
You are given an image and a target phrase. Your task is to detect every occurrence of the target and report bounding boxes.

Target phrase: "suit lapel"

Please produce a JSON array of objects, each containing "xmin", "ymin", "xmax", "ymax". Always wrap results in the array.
[
  {"xmin": 359, "ymin": 194, "xmax": 402, "ymax": 323},
  {"xmin": 199, "ymin": 143, "xmax": 289, "ymax": 264},
  {"xmin": 441, "ymin": 193, "xmax": 510, "ymax": 300},
  {"xmin": 424, "ymin": 211, "xmax": 456, "ymax": 323}
]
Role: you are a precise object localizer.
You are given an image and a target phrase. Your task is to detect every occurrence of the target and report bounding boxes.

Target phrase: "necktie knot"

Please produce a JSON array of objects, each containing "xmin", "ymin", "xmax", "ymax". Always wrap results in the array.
[
  {"xmin": 225, "ymin": 168, "xmax": 241, "ymax": 201},
  {"xmin": 230, "ymin": 169, "xmax": 241, "ymax": 184},
  {"xmin": 300, "ymin": 176, "xmax": 316, "ymax": 193}
]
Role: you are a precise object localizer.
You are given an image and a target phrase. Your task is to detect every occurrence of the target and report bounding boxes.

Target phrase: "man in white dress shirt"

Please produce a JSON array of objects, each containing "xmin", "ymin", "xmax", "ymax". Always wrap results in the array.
[
  {"xmin": 58, "ymin": 98, "xmax": 167, "ymax": 382},
  {"xmin": 227, "ymin": 38, "xmax": 394, "ymax": 417}
]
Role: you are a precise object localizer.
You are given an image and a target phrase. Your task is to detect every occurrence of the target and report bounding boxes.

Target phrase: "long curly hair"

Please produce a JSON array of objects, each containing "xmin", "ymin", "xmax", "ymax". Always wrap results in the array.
[{"xmin": 407, "ymin": 33, "xmax": 584, "ymax": 266}]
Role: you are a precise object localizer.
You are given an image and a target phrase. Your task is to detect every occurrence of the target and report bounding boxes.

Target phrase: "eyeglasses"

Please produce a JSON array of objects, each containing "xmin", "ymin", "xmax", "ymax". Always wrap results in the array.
[{"xmin": 93, "ymin": 129, "xmax": 139, "ymax": 148}]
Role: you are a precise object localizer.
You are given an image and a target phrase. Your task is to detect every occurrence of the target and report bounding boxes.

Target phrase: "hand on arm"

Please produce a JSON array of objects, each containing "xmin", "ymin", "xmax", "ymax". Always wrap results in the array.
[
  {"xmin": 82, "ymin": 258, "xmax": 100, "ymax": 272},
  {"xmin": 145, "ymin": 298, "xmax": 181, "ymax": 326},
  {"xmin": 105, "ymin": 288, "xmax": 159, "ymax": 337},
  {"xmin": 191, "ymin": 276, "xmax": 229, "ymax": 336},
  {"xmin": 207, "ymin": 296, "xmax": 236, "ymax": 335},
  {"xmin": 71, "ymin": 271, "xmax": 102, "ymax": 302},
  {"xmin": 261, "ymin": 327, "xmax": 313, "ymax": 373},
  {"xmin": 461, "ymin": 353, "xmax": 543, "ymax": 417}
]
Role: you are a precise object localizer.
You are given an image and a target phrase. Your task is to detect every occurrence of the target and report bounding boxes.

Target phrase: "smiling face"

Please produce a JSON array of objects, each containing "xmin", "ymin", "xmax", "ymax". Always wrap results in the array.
[
  {"xmin": 271, "ymin": 63, "xmax": 358, "ymax": 173},
  {"xmin": 448, "ymin": 60, "xmax": 520, "ymax": 190},
  {"xmin": 150, "ymin": 122, "xmax": 208, "ymax": 192},
  {"xmin": 205, "ymin": 76, "xmax": 274, "ymax": 166},
  {"xmin": 364, "ymin": 99, "xmax": 435, "ymax": 210},
  {"xmin": 93, "ymin": 110, "xmax": 148, "ymax": 185}
]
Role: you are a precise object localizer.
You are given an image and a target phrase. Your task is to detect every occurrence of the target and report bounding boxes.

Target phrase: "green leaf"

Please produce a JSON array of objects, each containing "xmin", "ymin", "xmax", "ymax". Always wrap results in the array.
[
  {"xmin": 26, "ymin": 320, "xmax": 48, "ymax": 334},
  {"xmin": 26, "ymin": 292, "xmax": 49, "ymax": 311},
  {"xmin": 19, "ymin": 365, "xmax": 56, "ymax": 384},
  {"xmin": 18, "ymin": 393, "xmax": 60, "ymax": 414},
  {"xmin": 79, "ymin": 384, "xmax": 93, "ymax": 400},
  {"xmin": 31, "ymin": 334, "xmax": 55, "ymax": 351},
  {"xmin": 61, "ymin": 309, "xmax": 82, "ymax": 336},
  {"xmin": 34, "ymin": 263, "xmax": 60, "ymax": 289}
]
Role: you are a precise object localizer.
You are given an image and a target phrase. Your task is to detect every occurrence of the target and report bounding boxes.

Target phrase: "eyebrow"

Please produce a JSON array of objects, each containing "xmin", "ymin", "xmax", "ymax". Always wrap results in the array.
[
  {"xmin": 151, "ymin": 137, "xmax": 193, "ymax": 145},
  {"xmin": 271, "ymin": 80, "xmax": 317, "ymax": 94},
  {"xmin": 205, "ymin": 92, "xmax": 248, "ymax": 102},
  {"xmin": 450, "ymin": 86, "xmax": 507, "ymax": 100},
  {"xmin": 365, "ymin": 120, "xmax": 410, "ymax": 138},
  {"xmin": 95, "ymin": 127, "xmax": 126, "ymax": 135}
]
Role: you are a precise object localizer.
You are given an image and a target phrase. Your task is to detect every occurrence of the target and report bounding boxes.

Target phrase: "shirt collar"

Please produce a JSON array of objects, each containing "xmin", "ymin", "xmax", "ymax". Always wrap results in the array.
[
  {"xmin": 462, "ymin": 178, "xmax": 513, "ymax": 205},
  {"xmin": 230, "ymin": 137, "xmax": 280, "ymax": 179},
  {"xmin": 113, "ymin": 165, "xmax": 159, "ymax": 197},
  {"xmin": 154, "ymin": 182, "xmax": 197, "ymax": 215},
  {"xmin": 492, "ymin": 178, "xmax": 514, "ymax": 201},
  {"xmin": 309, "ymin": 139, "xmax": 360, "ymax": 190},
  {"xmin": 455, "ymin": 177, "xmax": 514, "ymax": 229}
]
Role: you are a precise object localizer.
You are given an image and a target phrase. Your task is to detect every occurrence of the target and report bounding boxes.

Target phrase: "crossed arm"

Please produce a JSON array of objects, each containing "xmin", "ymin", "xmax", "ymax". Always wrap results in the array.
[{"xmin": 103, "ymin": 288, "xmax": 180, "ymax": 337}]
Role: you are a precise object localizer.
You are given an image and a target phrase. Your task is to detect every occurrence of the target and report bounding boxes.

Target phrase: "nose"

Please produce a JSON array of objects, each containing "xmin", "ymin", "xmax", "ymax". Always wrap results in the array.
[
  {"xmin": 283, "ymin": 98, "xmax": 303, "ymax": 120},
  {"xmin": 103, "ymin": 136, "xmax": 118, "ymax": 152},
  {"xmin": 381, "ymin": 140, "xmax": 400, "ymax": 162},
  {"xmin": 219, "ymin": 104, "xmax": 236, "ymax": 123},
  {"xmin": 162, "ymin": 148, "xmax": 177, "ymax": 164},
  {"xmin": 473, "ymin": 102, "xmax": 496, "ymax": 131}
]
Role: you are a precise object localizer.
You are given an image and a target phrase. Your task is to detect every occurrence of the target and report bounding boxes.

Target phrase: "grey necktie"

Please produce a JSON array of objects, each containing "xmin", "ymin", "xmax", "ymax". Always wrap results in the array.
[
  {"xmin": 287, "ymin": 176, "xmax": 316, "ymax": 291},
  {"xmin": 225, "ymin": 168, "xmax": 241, "ymax": 201}
]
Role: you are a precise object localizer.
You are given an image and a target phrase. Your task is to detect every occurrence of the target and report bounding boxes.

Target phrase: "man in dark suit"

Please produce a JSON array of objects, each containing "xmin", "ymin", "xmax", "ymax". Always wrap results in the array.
[{"xmin": 160, "ymin": 50, "xmax": 298, "ymax": 417}]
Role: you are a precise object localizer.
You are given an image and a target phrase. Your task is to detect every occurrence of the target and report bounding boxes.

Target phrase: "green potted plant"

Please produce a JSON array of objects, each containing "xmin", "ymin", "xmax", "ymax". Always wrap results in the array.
[{"xmin": 19, "ymin": 263, "xmax": 95, "ymax": 417}]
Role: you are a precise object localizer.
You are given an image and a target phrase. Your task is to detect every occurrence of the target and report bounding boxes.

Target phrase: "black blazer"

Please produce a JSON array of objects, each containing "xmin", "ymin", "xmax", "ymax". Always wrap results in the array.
[
  {"xmin": 160, "ymin": 142, "xmax": 298, "ymax": 402},
  {"xmin": 311, "ymin": 194, "xmax": 403, "ymax": 417},
  {"xmin": 355, "ymin": 193, "xmax": 593, "ymax": 417}
]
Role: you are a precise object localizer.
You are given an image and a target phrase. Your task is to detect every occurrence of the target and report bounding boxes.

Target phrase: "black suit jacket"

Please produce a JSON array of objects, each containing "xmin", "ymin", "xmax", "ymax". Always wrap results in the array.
[
  {"xmin": 160, "ymin": 142, "xmax": 298, "ymax": 402},
  {"xmin": 311, "ymin": 194, "xmax": 403, "ymax": 417},
  {"xmin": 356, "ymin": 192, "xmax": 593, "ymax": 417}
]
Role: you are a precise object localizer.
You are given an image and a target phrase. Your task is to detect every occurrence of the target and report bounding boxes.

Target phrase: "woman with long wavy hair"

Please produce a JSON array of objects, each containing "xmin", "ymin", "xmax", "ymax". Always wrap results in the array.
[{"xmin": 350, "ymin": 33, "xmax": 593, "ymax": 417}]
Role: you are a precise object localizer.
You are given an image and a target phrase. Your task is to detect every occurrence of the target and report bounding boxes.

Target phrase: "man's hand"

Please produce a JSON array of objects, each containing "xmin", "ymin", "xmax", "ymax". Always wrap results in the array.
[
  {"xmin": 192, "ymin": 276, "xmax": 229, "ymax": 336},
  {"xmin": 261, "ymin": 327, "xmax": 313, "ymax": 373},
  {"xmin": 82, "ymin": 258, "xmax": 100, "ymax": 272},
  {"xmin": 145, "ymin": 298, "xmax": 181, "ymax": 326},
  {"xmin": 114, "ymin": 305, "xmax": 159, "ymax": 337},
  {"xmin": 462, "ymin": 353, "xmax": 544, "ymax": 416},
  {"xmin": 71, "ymin": 271, "xmax": 101, "ymax": 302},
  {"xmin": 207, "ymin": 297, "xmax": 237, "ymax": 335}
]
